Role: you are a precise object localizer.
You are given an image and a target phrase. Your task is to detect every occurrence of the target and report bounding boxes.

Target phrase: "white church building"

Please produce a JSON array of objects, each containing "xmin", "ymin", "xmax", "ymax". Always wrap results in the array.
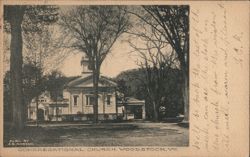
[
  {"xmin": 62, "ymin": 56, "xmax": 118, "ymax": 120},
  {"xmin": 28, "ymin": 55, "xmax": 145, "ymax": 121}
]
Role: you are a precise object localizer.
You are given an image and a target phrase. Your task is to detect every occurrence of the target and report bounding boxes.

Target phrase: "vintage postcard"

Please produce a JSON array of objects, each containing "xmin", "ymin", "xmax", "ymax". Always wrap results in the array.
[{"xmin": 0, "ymin": 0, "xmax": 249, "ymax": 157}]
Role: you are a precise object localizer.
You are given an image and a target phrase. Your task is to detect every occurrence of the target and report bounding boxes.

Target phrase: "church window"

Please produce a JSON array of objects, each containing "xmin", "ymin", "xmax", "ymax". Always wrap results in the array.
[
  {"xmin": 73, "ymin": 95, "xmax": 78, "ymax": 106},
  {"xmin": 106, "ymin": 95, "xmax": 112, "ymax": 105},
  {"xmin": 86, "ymin": 95, "xmax": 95, "ymax": 106}
]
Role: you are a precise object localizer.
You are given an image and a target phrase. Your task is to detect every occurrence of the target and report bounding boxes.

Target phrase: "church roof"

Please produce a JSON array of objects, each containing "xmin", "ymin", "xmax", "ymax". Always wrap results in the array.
[
  {"xmin": 117, "ymin": 97, "xmax": 145, "ymax": 106},
  {"xmin": 126, "ymin": 97, "xmax": 145, "ymax": 103},
  {"xmin": 65, "ymin": 74, "xmax": 117, "ymax": 88}
]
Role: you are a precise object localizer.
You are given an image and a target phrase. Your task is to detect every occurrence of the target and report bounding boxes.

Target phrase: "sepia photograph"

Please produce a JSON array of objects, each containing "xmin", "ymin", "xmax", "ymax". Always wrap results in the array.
[{"xmin": 3, "ymin": 5, "xmax": 190, "ymax": 147}]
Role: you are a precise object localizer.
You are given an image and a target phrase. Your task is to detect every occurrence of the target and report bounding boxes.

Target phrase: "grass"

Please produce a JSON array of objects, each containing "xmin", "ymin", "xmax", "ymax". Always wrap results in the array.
[{"xmin": 4, "ymin": 122, "xmax": 188, "ymax": 147}]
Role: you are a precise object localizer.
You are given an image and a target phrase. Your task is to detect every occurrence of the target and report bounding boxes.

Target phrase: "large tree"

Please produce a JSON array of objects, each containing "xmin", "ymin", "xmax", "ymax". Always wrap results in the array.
[
  {"xmin": 59, "ymin": 6, "xmax": 129, "ymax": 122},
  {"xmin": 115, "ymin": 67, "xmax": 183, "ymax": 120},
  {"xmin": 45, "ymin": 70, "xmax": 66, "ymax": 101},
  {"xmin": 4, "ymin": 5, "xmax": 58, "ymax": 130},
  {"xmin": 143, "ymin": 6, "xmax": 189, "ymax": 122},
  {"xmin": 125, "ymin": 7, "xmax": 180, "ymax": 121},
  {"xmin": 4, "ymin": 6, "xmax": 26, "ymax": 130},
  {"xmin": 22, "ymin": 63, "xmax": 47, "ymax": 123},
  {"xmin": 128, "ymin": 6, "xmax": 189, "ymax": 122}
]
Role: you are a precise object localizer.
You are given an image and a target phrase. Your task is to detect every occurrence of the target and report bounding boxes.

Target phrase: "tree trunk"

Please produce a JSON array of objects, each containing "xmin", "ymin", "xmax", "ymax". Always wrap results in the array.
[
  {"xmin": 55, "ymin": 90, "xmax": 58, "ymax": 121},
  {"xmin": 24, "ymin": 98, "xmax": 32, "ymax": 123},
  {"xmin": 125, "ymin": 103, "xmax": 128, "ymax": 120},
  {"xmin": 93, "ymin": 69, "xmax": 100, "ymax": 123},
  {"xmin": 183, "ymin": 75, "xmax": 189, "ymax": 122},
  {"xmin": 182, "ymin": 66, "xmax": 189, "ymax": 122},
  {"xmin": 152, "ymin": 101, "xmax": 158, "ymax": 122},
  {"xmin": 36, "ymin": 96, "xmax": 39, "ymax": 127},
  {"xmin": 183, "ymin": 34, "xmax": 189, "ymax": 122},
  {"xmin": 180, "ymin": 49, "xmax": 189, "ymax": 123},
  {"xmin": 24, "ymin": 100, "xmax": 28, "ymax": 121},
  {"xmin": 115, "ymin": 91, "xmax": 118, "ymax": 119},
  {"xmin": 9, "ymin": 6, "xmax": 25, "ymax": 130},
  {"xmin": 176, "ymin": 47, "xmax": 189, "ymax": 123}
]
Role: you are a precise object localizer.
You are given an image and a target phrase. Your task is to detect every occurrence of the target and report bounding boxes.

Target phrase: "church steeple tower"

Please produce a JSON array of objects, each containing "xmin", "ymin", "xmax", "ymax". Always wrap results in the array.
[{"xmin": 81, "ymin": 55, "xmax": 92, "ymax": 76}]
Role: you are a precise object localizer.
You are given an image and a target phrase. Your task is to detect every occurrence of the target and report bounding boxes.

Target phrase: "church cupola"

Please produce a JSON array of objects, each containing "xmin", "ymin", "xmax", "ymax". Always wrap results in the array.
[{"xmin": 81, "ymin": 55, "xmax": 92, "ymax": 75}]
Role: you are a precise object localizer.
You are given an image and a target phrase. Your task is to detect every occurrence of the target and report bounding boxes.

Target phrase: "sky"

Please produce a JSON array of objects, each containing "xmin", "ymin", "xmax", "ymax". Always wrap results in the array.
[
  {"xmin": 3, "ymin": 6, "xmax": 144, "ymax": 78},
  {"xmin": 59, "ymin": 36, "xmax": 140, "ymax": 78},
  {"xmin": 58, "ymin": 6, "xmax": 142, "ymax": 78},
  {"xmin": 3, "ymin": 33, "xmax": 140, "ymax": 78}
]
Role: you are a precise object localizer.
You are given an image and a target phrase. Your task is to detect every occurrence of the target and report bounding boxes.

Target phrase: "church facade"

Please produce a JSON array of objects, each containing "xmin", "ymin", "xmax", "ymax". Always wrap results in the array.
[
  {"xmin": 62, "ymin": 56, "xmax": 118, "ymax": 120},
  {"xmin": 28, "ymin": 55, "xmax": 146, "ymax": 121},
  {"xmin": 62, "ymin": 77, "xmax": 118, "ymax": 120}
]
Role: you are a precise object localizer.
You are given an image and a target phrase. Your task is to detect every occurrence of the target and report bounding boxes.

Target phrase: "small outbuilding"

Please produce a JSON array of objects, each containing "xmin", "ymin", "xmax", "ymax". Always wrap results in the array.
[{"xmin": 117, "ymin": 97, "xmax": 146, "ymax": 120}]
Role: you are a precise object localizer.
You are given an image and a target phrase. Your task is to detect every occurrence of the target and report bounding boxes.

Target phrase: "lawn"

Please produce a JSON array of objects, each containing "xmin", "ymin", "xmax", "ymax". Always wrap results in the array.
[{"xmin": 4, "ymin": 122, "xmax": 189, "ymax": 147}]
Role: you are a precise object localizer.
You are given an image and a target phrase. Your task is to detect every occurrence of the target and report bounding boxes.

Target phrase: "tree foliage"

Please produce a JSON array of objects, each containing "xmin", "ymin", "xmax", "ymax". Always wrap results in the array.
[
  {"xmin": 4, "ymin": 5, "xmax": 59, "ymax": 130},
  {"xmin": 59, "ymin": 6, "xmax": 130, "ymax": 122},
  {"xmin": 142, "ymin": 5, "xmax": 189, "ymax": 74},
  {"xmin": 143, "ymin": 5, "xmax": 189, "ymax": 121},
  {"xmin": 22, "ymin": 64, "xmax": 46, "ymax": 105},
  {"xmin": 115, "ymin": 68, "xmax": 183, "ymax": 120},
  {"xmin": 4, "ymin": 64, "xmax": 45, "ymax": 123},
  {"xmin": 45, "ymin": 70, "xmax": 67, "ymax": 101},
  {"xmin": 59, "ymin": 6, "xmax": 129, "ymax": 67},
  {"xmin": 127, "ymin": 5, "xmax": 189, "ymax": 121},
  {"xmin": 4, "ymin": 5, "xmax": 58, "ymax": 33}
]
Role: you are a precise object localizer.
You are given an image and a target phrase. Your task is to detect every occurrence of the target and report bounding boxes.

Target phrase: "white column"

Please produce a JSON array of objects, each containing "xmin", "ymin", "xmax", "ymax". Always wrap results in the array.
[{"xmin": 142, "ymin": 105, "xmax": 146, "ymax": 119}]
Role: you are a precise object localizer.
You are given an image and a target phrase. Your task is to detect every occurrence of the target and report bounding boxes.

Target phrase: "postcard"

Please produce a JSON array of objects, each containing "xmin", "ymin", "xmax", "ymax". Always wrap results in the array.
[{"xmin": 0, "ymin": 1, "xmax": 249, "ymax": 157}]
